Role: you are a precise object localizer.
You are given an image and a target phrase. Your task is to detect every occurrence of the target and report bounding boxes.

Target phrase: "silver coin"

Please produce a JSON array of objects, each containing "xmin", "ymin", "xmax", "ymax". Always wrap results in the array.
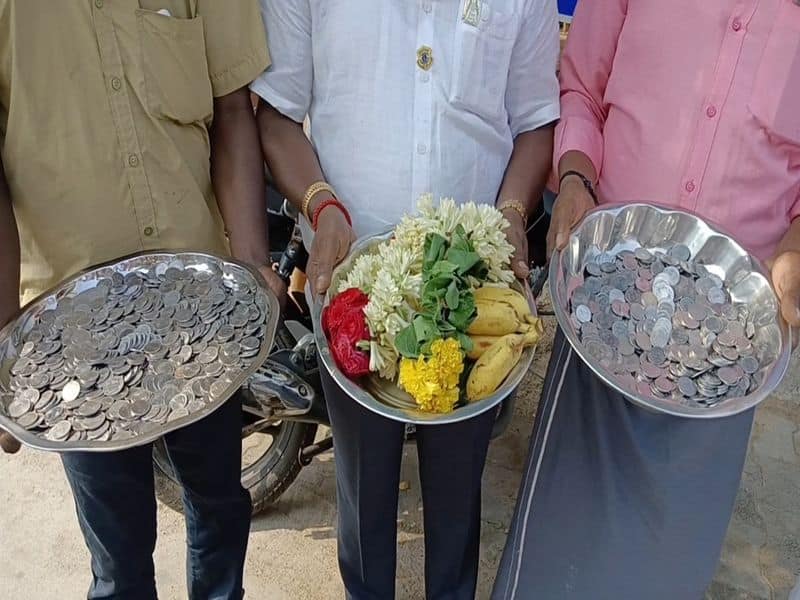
[
  {"xmin": 47, "ymin": 420, "xmax": 72, "ymax": 442},
  {"xmin": 16, "ymin": 411, "xmax": 41, "ymax": 430},
  {"xmin": 677, "ymin": 376, "xmax": 698, "ymax": 397},
  {"xmin": 8, "ymin": 398, "xmax": 32, "ymax": 419},
  {"xmin": 575, "ymin": 304, "xmax": 592, "ymax": 323},
  {"xmin": 62, "ymin": 380, "xmax": 82, "ymax": 403}
]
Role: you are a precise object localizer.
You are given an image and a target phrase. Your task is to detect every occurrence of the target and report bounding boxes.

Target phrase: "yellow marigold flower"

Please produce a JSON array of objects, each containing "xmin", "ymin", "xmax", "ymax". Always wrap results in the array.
[{"xmin": 398, "ymin": 338, "xmax": 464, "ymax": 413}]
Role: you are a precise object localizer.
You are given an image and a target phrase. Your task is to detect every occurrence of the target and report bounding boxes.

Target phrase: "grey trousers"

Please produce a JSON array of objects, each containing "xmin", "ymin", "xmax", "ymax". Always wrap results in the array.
[{"xmin": 492, "ymin": 329, "xmax": 754, "ymax": 600}]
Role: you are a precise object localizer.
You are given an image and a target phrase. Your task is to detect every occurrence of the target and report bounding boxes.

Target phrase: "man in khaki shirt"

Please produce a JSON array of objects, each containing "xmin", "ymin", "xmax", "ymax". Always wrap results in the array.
[{"xmin": 0, "ymin": 2, "xmax": 281, "ymax": 597}]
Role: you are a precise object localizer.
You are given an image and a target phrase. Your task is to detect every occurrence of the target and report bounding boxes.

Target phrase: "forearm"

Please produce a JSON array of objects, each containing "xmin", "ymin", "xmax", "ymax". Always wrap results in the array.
[
  {"xmin": 558, "ymin": 150, "xmax": 598, "ymax": 185},
  {"xmin": 256, "ymin": 100, "xmax": 330, "ymax": 215},
  {"xmin": 775, "ymin": 218, "xmax": 800, "ymax": 257},
  {"xmin": 0, "ymin": 155, "xmax": 20, "ymax": 326},
  {"xmin": 210, "ymin": 87, "xmax": 269, "ymax": 266},
  {"xmin": 497, "ymin": 125, "xmax": 555, "ymax": 216}
]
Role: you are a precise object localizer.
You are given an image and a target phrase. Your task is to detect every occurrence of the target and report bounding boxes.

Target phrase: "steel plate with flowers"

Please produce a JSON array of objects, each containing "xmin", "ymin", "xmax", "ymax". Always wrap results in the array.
[
  {"xmin": 0, "ymin": 251, "xmax": 279, "ymax": 452},
  {"xmin": 549, "ymin": 203, "xmax": 792, "ymax": 418},
  {"xmin": 313, "ymin": 196, "xmax": 541, "ymax": 425}
]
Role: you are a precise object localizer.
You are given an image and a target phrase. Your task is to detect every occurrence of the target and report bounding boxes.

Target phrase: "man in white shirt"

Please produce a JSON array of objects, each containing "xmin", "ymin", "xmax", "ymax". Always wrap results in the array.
[{"xmin": 252, "ymin": 1, "xmax": 559, "ymax": 597}]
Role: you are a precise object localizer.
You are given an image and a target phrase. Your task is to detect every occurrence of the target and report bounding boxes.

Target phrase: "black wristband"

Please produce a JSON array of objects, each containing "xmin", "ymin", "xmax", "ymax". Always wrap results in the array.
[{"xmin": 559, "ymin": 170, "xmax": 598, "ymax": 205}]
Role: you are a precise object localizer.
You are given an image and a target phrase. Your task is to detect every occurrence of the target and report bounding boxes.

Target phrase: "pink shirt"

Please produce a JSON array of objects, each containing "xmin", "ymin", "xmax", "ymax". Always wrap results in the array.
[{"xmin": 555, "ymin": 0, "xmax": 800, "ymax": 261}]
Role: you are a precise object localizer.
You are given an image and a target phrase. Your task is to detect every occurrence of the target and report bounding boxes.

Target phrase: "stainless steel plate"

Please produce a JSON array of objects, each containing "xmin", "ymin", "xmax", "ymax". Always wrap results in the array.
[
  {"xmin": 549, "ymin": 203, "xmax": 792, "ymax": 418},
  {"xmin": 314, "ymin": 231, "xmax": 537, "ymax": 425},
  {"xmin": 0, "ymin": 251, "xmax": 279, "ymax": 451}
]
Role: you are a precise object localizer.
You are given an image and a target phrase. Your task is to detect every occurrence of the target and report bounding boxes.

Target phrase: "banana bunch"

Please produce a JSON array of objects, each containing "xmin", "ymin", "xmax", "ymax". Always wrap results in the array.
[
  {"xmin": 464, "ymin": 286, "xmax": 544, "ymax": 401},
  {"xmin": 467, "ymin": 286, "xmax": 540, "ymax": 337}
]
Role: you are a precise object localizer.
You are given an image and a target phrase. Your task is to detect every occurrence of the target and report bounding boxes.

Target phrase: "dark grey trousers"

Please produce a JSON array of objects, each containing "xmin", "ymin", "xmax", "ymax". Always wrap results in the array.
[
  {"xmin": 321, "ymin": 368, "xmax": 496, "ymax": 600},
  {"xmin": 492, "ymin": 329, "xmax": 754, "ymax": 600}
]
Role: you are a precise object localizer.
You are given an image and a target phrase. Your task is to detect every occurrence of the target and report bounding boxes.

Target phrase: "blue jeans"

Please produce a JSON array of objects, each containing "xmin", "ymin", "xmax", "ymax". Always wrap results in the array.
[{"xmin": 61, "ymin": 397, "xmax": 251, "ymax": 600}]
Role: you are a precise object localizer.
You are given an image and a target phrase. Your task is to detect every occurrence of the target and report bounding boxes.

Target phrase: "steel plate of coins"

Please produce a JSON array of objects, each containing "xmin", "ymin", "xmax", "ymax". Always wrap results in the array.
[
  {"xmin": 550, "ymin": 203, "xmax": 792, "ymax": 418},
  {"xmin": 314, "ymin": 231, "xmax": 538, "ymax": 425},
  {"xmin": 0, "ymin": 252, "xmax": 279, "ymax": 451}
]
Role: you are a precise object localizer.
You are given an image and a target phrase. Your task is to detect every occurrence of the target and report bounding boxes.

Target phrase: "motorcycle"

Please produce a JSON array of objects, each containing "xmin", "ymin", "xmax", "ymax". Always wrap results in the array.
[{"xmin": 153, "ymin": 185, "xmax": 552, "ymax": 515}]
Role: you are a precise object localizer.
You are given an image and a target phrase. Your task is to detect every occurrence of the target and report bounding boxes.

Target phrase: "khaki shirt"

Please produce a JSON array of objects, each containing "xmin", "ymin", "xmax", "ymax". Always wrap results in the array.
[{"xmin": 0, "ymin": 0, "xmax": 270, "ymax": 304}]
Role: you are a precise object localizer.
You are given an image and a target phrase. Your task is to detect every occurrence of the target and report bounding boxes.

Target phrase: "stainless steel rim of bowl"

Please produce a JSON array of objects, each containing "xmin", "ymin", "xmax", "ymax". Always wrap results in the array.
[
  {"xmin": 313, "ymin": 230, "xmax": 538, "ymax": 425},
  {"xmin": 0, "ymin": 251, "xmax": 280, "ymax": 452},
  {"xmin": 549, "ymin": 203, "xmax": 792, "ymax": 419}
]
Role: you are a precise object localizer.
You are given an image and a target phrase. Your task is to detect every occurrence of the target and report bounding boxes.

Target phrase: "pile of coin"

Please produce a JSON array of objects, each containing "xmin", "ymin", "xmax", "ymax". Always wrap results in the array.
[
  {"xmin": 2, "ymin": 264, "xmax": 269, "ymax": 443},
  {"xmin": 569, "ymin": 244, "xmax": 764, "ymax": 408}
]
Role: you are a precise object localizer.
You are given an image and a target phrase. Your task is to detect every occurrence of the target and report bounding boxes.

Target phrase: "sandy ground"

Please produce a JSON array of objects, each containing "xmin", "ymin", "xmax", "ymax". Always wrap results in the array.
[{"xmin": 1, "ymin": 315, "xmax": 798, "ymax": 599}]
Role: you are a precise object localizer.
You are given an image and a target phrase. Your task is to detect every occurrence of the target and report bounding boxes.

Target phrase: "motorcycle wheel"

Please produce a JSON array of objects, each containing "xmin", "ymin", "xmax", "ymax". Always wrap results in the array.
[
  {"xmin": 153, "ymin": 418, "xmax": 318, "ymax": 516},
  {"xmin": 153, "ymin": 320, "xmax": 320, "ymax": 516}
]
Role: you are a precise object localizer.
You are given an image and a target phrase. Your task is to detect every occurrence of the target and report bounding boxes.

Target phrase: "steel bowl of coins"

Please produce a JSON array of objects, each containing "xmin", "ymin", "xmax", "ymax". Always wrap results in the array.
[
  {"xmin": 0, "ymin": 252, "xmax": 279, "ymax": 452},
  {"xmin": 549, "ymin": 203, "xmax": 792, "ymax": 418}
]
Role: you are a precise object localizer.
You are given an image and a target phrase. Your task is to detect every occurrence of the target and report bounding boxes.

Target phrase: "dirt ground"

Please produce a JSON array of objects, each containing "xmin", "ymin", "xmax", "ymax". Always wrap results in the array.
[{"xmin": 1, "ymin": 315, "xmax": 799, "ymax": 599}]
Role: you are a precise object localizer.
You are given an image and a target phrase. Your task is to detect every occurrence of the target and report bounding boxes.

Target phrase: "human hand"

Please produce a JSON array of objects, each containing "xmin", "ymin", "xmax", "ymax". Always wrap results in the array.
[
  {"xmin": 767, "ymin": 250, "xmax": 800, "ymax": 348},
  {"xmin": 501, "ymin": 209, "xmax": 530, "ymax": 279},
  {"xmin": 546, "ymin": 176, "xmax": 596, "ymax": 258},
  {"xmin": 258, "ymin": 264, "xmax": 288, "ymax": 312},
  {"xmin": 307, "ymin": 207, "xmax": 355, "ymax": 296}
]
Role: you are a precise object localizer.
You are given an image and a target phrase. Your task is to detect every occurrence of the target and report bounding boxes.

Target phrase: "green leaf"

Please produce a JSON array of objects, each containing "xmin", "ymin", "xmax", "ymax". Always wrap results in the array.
[
  {"xmin": 396, "ymin": 325, "xmax": 420, "ymax": 358},
  {"xmin": 420, "ymin": 338, "xmax": 435, "ymax": 356},
  {"xmin": 446, "ymin": 247, "xmax": 481, "ymax": 275},
  {"xmin": 436, "ymin": 317, "xmax": 456, "ymax": 332},
  {"xmin": 448, "ymin": 292, "xmax": 476, "ymax": 330},
  {"xmin": 423, "ymin": 234, "xmax": 447, "ymax": 271},
  {"xmin": 413, "ymin": 315, "xmax": 439, "ymax": 344},
  {"xmin": 455, "ymin": 331, "xmax": 474, "ymax": 353},
  {"xmin": 430, "ymin": 260, "xmax": 459, "ymax": 277},
  {"xmin": 445, "ymin": 280, "xmax": 460, "ymax": 310}
]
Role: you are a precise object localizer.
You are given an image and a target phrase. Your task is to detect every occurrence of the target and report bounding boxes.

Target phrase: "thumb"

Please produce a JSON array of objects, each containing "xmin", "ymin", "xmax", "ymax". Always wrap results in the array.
[
  {"xmin": 547, "ymin": 207, "xmax": 571, "ymax": 257},
  {"xmin": 770, "ymin": 251, "xmax": 800, "ymax": 327},
  {"xmin": 779, "ymin": 282, "xmax": 800, "ymax": 328}
]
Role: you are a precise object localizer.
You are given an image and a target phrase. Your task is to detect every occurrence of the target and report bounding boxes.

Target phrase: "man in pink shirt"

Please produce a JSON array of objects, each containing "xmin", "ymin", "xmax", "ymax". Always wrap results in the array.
[{"xmin": 493, "ymin": 1, "xmax": 800, "ymax": 598}]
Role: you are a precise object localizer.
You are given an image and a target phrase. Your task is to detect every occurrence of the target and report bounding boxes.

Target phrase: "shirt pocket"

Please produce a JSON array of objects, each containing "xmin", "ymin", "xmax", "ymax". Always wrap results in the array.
[
  {"xmin": 449, "ymin": 7, "xmax": 518, "ymax": 120},
  {"xmin": 748, "ymin": 0, "xmax": 800, "ymax": 146},
  {"xmin": 136, "ymin": 9, "xmax": 214, "ymax": 124}
]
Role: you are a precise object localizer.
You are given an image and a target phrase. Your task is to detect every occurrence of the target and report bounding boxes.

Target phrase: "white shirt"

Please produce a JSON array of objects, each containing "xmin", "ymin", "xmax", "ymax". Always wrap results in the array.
[{"xmin": 251, "ymin": 0, "xmax": 560, "ymax": 239}]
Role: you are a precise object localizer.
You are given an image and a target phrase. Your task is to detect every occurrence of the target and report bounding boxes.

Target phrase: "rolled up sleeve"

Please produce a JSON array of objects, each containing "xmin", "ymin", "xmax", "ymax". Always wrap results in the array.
[
  {"xmin": 197, "ymin": 0, "xmax": 270, "ymax": 97},
  {"xmin": 249, "ymin": 0, "xmax": 312, "ymax": 124},
  {"xmin": 554, "ymin": 0, "xmax": 628, "ymax": 181},
  {"xmin": 505, "ymin": 0, "xmax": 560, "ymax": 138},
  {"xmin": 791, "ymin": 186, "xmax": 800, "ymax": 221}
]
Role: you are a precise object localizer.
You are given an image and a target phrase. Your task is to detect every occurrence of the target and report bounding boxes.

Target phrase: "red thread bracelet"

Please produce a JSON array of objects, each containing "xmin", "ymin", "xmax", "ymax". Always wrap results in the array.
[{"xmin": 312, "ymin": 198, "xmax": 352, "ymax": 231}]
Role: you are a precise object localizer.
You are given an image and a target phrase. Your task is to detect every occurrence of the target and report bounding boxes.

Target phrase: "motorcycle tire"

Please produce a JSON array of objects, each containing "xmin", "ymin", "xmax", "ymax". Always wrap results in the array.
[{"xmin": 153, "ymin": 419, "xmax": 319, "ymax": 516}]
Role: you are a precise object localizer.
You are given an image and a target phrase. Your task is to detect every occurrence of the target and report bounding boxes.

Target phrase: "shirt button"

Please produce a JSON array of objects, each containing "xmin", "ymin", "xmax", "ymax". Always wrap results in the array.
[
  {"xmin": 94, "ymin": 0, "xmax": 103, "ymax": 8},
  {"xmin": 420, "ymin": 72, "xmax": 430, "ymax": 83},
  {"xmin": 143, "ymin": 227, "xmax": 154, "ymax": 237},
  {"xmin": 732, "ymin": 18, "xmax": 742, "ymax": 31},
  {"xmin": 128, "ymin": 154, "xmax": 139, "ymax": 167},
  {"xmin": 685, "ymin": 180, "xmax": 696, "ymax": 193},
  {"xmin": 706, "ymin": 105, "xmax": 717, "ymax": 118},
  {"xmin": 423, "ymin": 2, "xmax": 432, "ymax": 13},
  {"xmin": 417, "ymin": 143, "xmax": 428, "ymax": 155},
  {"xmin": 111, "ymin": 77, "xmax": 122, "ymax": 91}
]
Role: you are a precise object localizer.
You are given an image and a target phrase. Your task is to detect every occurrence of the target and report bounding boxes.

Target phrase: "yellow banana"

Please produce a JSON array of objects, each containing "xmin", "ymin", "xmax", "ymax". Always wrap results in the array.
[
  {"xmin": 474, "ymin": 286, "xmax": 532, "ymax": 319},
  {"xmin": 466, "ymin": 330, "xmax": 542, "ymax": 400},
  {"xmin": 467, "ymin": 299, "xmax": 530, "ymax": 336},
  {"xmin": 466, "ymin": 335, "xmax": 502, "ymax": 360}
]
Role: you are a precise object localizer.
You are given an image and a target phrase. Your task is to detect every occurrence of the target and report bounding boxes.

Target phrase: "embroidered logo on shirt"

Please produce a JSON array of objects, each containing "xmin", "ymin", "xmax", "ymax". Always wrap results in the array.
[{"xmin": 417, "ymin": 46, "xmax": 434, "ymax": 71}]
